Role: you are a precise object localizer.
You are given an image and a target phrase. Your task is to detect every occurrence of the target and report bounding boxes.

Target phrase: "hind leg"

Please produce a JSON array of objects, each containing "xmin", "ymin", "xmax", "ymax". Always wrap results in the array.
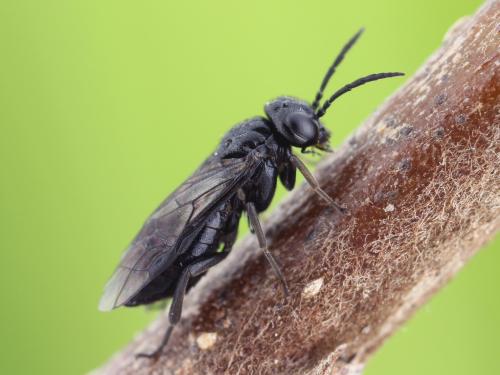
[{"xmin": 136, "ymin": 253, "xmax": 227, "ymax": 359}]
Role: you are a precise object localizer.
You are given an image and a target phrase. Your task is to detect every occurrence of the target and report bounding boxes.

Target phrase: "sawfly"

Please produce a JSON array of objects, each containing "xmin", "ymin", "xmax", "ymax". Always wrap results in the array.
[{"xmin": 99, "ymin": 28, "xmax": 403, "ymax": 358}]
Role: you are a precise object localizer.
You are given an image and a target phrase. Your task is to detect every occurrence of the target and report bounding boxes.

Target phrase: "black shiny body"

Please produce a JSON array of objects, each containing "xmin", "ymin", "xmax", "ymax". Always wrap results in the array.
[
  {"xmin": 99, "ymin": 28, "xmax": 403, "ymax": 358},
  {"xmin": 125, "ymin": 116, "xmax": 296, "ymax": 306}
]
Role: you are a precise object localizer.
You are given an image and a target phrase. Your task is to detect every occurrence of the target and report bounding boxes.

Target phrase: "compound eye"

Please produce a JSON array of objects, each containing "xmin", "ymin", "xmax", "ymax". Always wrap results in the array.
[{"xmin": 285, "ymin": 112, "xmax": 318, "ymax": 146}]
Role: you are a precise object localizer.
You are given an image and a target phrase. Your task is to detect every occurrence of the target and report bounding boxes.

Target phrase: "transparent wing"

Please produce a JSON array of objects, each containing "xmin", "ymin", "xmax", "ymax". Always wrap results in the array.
[{"xmin": 99, "ymin": 156, "xmax": 257, "ymax": 311}]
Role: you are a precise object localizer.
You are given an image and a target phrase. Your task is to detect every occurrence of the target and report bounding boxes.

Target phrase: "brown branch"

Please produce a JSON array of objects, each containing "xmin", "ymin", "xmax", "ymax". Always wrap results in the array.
[{"xmin": 95, "ymin": 2, "xmax": 499, "ymax": 374}]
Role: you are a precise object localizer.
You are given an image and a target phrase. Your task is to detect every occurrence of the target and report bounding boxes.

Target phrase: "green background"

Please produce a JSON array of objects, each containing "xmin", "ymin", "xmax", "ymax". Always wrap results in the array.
[{"xmin": 0, "ymin": 1, "xmax": 497, "ymax": 374}]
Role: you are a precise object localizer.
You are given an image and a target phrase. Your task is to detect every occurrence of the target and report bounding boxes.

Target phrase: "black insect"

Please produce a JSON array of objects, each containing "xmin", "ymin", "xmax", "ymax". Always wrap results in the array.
[{"xmin": 99, "ymin": 28, "xmax": 403, "ymax": 358}]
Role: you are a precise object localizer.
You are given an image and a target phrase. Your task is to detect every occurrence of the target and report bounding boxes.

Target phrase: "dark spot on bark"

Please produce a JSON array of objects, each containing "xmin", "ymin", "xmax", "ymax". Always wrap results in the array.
[
  {"xmin": 349, "ymin": 136, "xmax": 357, "ymax": 146},
  {"xmin": 271, "ymin": 301, "xmax": 286, "ymax": 314},
  {"xmin": 434, "ymin": 127, "xmax": 445, "ymax": 138},
  {"xmin": 215, "ymin": 290, "xmax": 230, "ymax": 308},
  {"xmin": 385, "ymin": 191, "xmax": 398, "ymax": 201},
  {"xmin": 384, "ymin": 137, "xmax": 396, "ymax": 145},
  {"xmin": 441, "ymin": 74, "xmax": 450, "ymax": 82},
  {"xmin": 305, "ymin": 228, "xmax": 315, "ymax": 242},
  {"xmin": 385, "ymin": 115, "xmax": 399, "ymax": 128},
  {"xmin": 434, "ymin": 94, "xmax": 447, "ymax": 106},
  {"xmin": 399, "ymin": 158, "xmax": 412, "ymax": 172},
  {"xmin": 321, "ymin": 206, "xmax": 333, "ymax": 216},
  {"xmin": 399, "ymin": 125, "xmax": 414, "ymax": 137},
  {"xmin": 373, "ymin": 190, "xmax": 397, "ymax": 203},
  {"xmin": 455, "ymin": 114, "xmax": 467, "ymax": 125}
]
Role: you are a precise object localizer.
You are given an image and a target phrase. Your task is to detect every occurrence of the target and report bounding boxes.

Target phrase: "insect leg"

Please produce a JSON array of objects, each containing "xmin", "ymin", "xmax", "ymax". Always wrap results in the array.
[
  {"xmin": 136, "ymin": 325, "xmax": 175, "ymax": 360},
  {"xmin": 289, "ymin": 154, "xmax": 346, "ymax": 213},
  {"xmin": 136, "ymin": 253, "xmax": 227, "ymax": 359},
  {"xmin": 246, "ymin": 201, "xmax": 289, "ymax": 296},
  {"xmin": 221, "ymin": 225, "xmax": 238, "ymax": 252}
]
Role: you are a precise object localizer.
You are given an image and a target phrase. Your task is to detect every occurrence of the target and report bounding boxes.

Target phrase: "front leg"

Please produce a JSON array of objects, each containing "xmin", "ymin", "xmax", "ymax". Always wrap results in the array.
[{"xmin": 289, "ymin": 154, "xmax": 346, "ymax": 213}]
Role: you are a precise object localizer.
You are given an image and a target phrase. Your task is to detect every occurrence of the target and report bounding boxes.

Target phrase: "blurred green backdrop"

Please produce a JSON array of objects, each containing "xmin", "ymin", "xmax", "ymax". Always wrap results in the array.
[{"xmin": 0, "ymin": 0, "xmax": 497, "ymax": 374}]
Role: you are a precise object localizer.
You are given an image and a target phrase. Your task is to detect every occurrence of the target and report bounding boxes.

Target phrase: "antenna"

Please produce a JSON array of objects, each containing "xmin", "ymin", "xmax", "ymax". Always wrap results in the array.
[
  {"xmin": 311, "ymin": 28, "xmax": 365, "ymax": 111},
  {"xmin": 315, "ymin": 72, "xmax": 404, "ymax": 118}
]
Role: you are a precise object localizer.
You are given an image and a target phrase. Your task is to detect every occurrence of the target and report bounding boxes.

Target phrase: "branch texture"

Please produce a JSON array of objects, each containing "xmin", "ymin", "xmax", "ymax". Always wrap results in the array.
[{"xmin": 96, "ymin": 2, "xmax": 499, "ymax": 374}]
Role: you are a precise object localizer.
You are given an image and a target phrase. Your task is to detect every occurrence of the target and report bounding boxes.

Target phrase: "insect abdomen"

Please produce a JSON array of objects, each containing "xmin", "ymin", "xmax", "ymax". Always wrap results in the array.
[
  {"xmin": 190, "ymin": 207, "xmax": 228, "ymax": 257},
  {"xmin": 124, "ymin": 201, "xmax": 237, "ymax": 306}
]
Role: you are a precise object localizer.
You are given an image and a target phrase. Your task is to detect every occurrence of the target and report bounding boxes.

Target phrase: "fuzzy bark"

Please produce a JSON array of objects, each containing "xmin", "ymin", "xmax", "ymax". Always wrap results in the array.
[{"xmin": 95, "ymin": 2, "xmax": 499, "ymax": 374}]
